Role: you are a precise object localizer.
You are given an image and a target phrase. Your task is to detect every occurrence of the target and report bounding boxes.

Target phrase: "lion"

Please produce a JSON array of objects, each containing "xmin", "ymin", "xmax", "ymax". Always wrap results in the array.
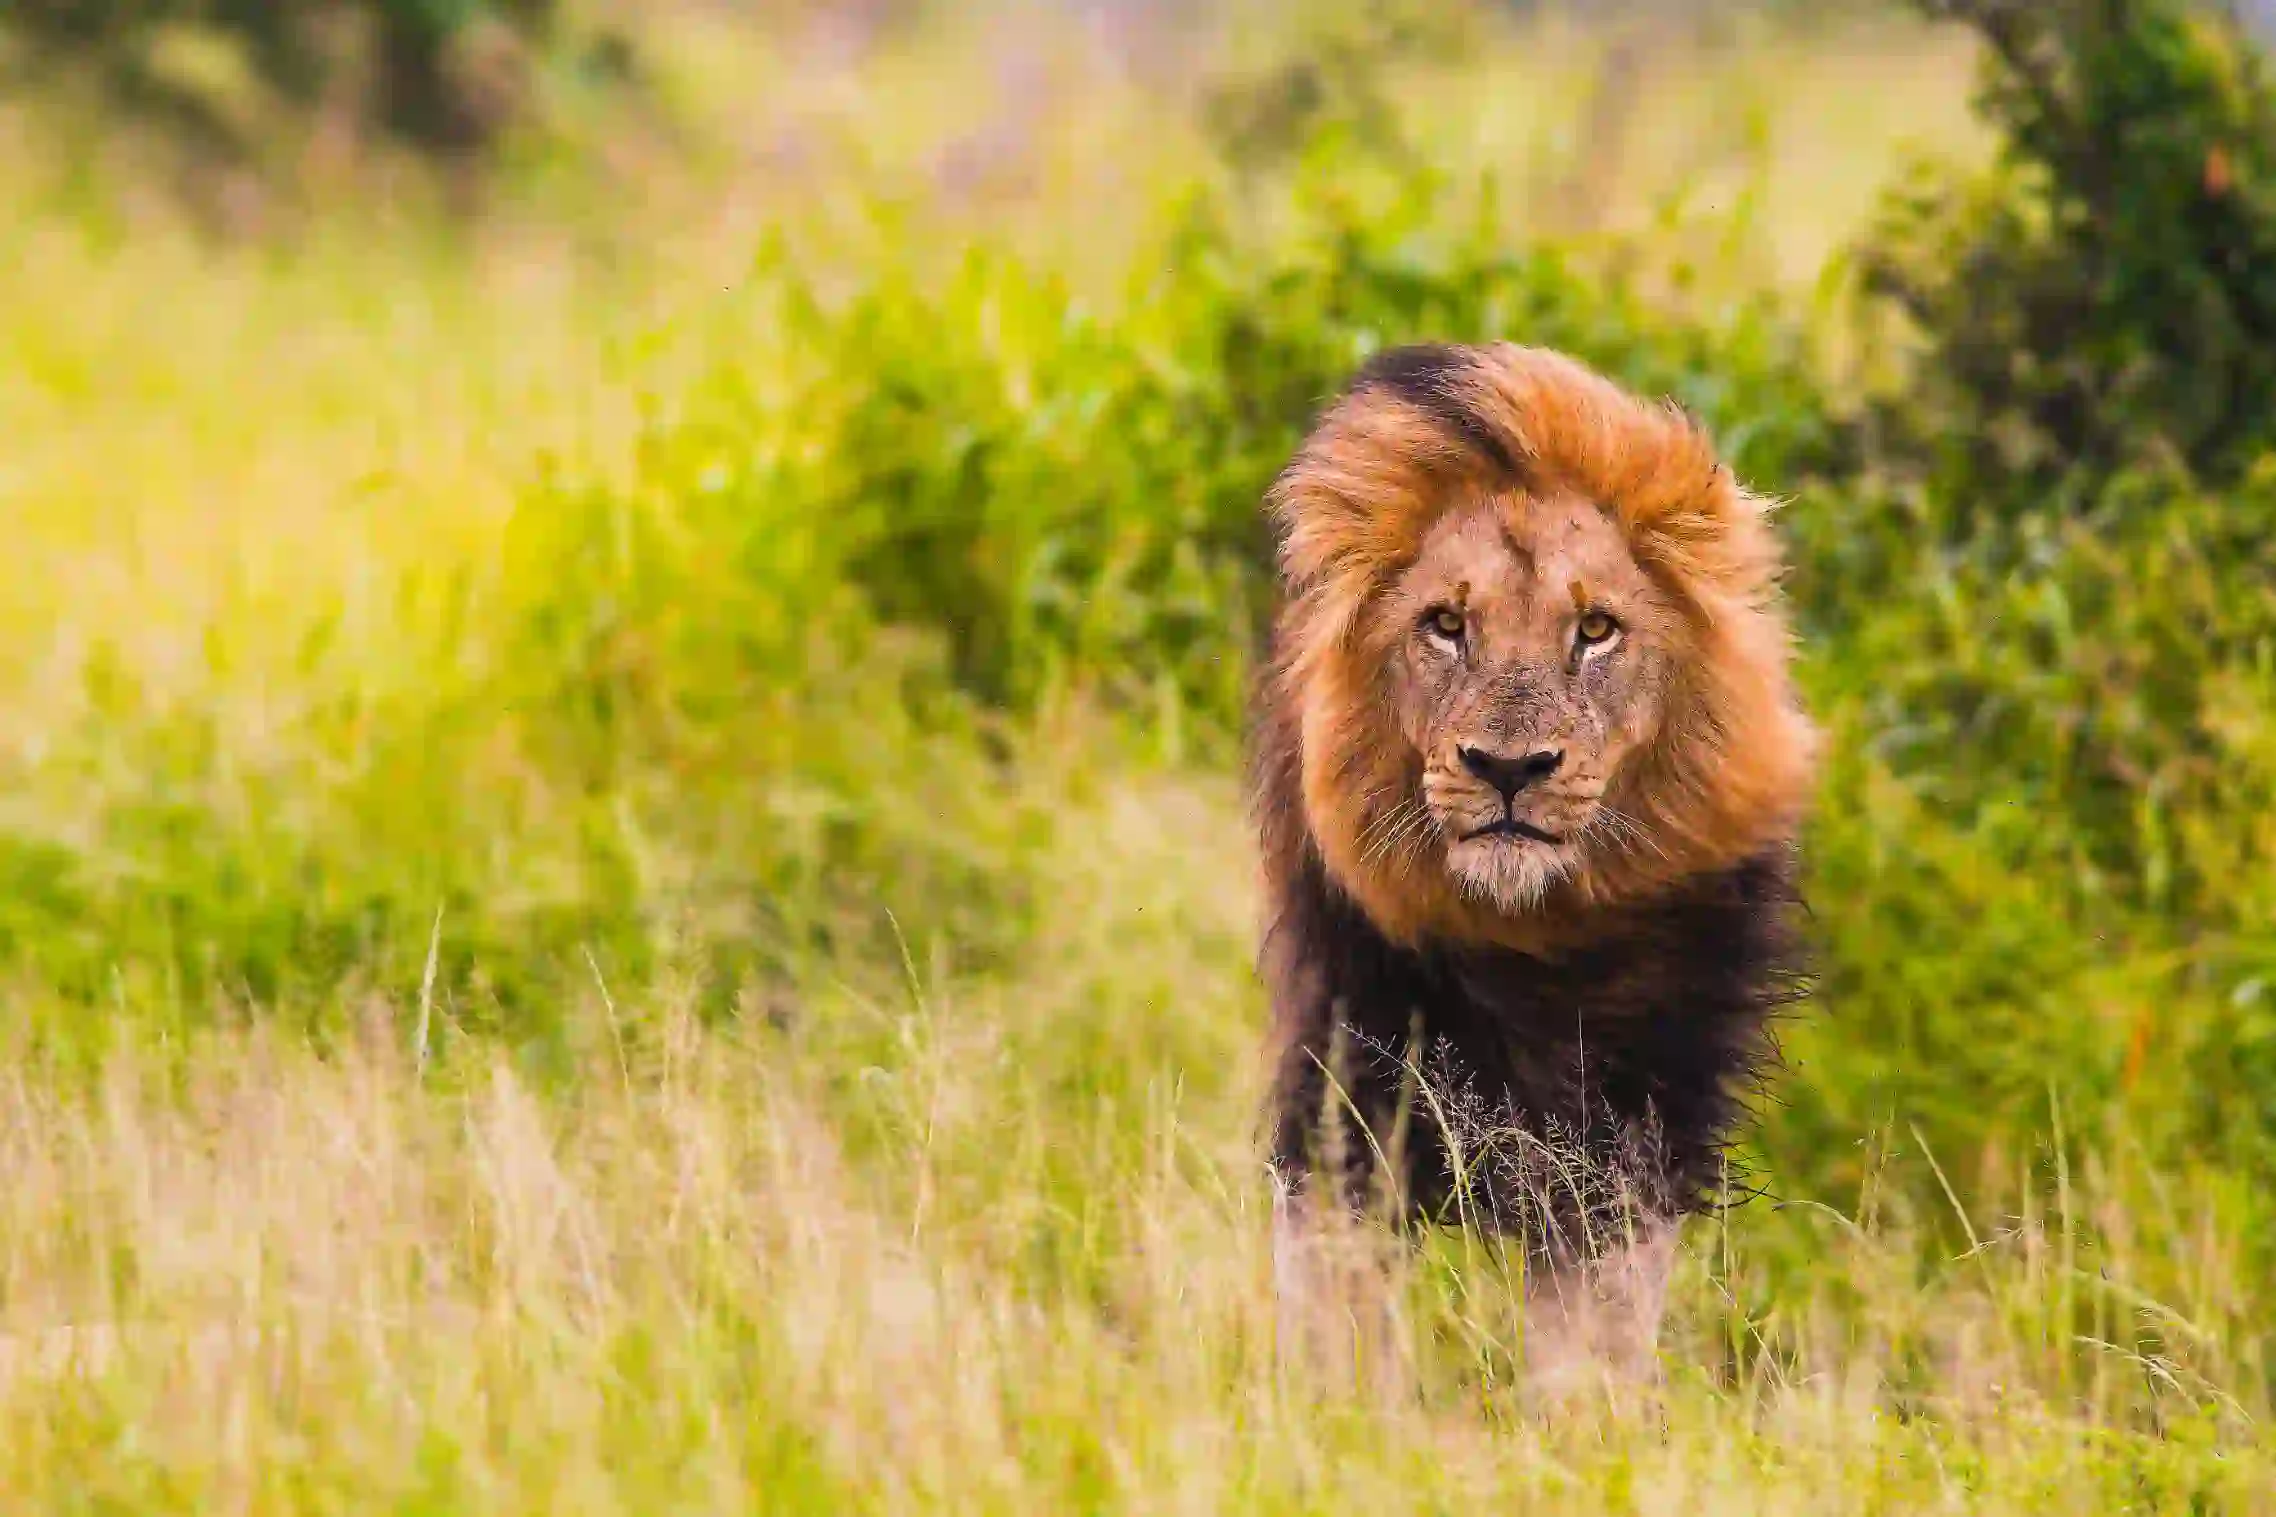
[{"xmin": 1250, "ymin": 341, "xmax": 1817, "ymax": 1391}]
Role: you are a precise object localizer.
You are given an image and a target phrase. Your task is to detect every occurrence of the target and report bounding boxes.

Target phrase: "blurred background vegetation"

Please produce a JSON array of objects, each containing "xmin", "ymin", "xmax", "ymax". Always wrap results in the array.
[{"xmin": 4, "ymin": 0, "xmax": 2276, "ymax": 1504}]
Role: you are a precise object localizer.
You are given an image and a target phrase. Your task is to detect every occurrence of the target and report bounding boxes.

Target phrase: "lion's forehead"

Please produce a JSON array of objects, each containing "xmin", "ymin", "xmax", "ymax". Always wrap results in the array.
[{"xmin": 1407, "ymin": 496, "xmax": 1647, "ymax": 621}]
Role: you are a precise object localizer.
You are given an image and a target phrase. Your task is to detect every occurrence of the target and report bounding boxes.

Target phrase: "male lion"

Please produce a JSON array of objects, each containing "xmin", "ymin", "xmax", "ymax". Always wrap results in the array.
[{"xmin": 1251, "ymin": 342, "xmax": 1817, "ymax": 1389}]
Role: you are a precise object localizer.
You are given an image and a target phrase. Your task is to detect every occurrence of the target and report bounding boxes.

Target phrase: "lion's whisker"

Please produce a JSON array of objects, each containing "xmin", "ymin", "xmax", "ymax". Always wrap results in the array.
[
  {"xmin": 1590, "ymin": 803, "xmax": 1667, "ymax": 862},
  {"xmin": 1359, "ymin": 800, "xmax": 1425, "ymax": 868},
  {"xmin": 1365, "ymin": 800, "xmax": 1441, "ymax": 870},
  {"xmin": 1384, "ymin": 816, "xmax": 1439, "ymax": 874},
  {"xmin": 1353, "ymin": 791, "xmax": 1417, "ymax": 847}
]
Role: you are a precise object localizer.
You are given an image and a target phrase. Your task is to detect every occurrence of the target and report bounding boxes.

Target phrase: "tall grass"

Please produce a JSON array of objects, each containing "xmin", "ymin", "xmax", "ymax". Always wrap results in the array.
[
  {"xmin": 0, "ymin": 887, "xmax": 2265, "ymax": 1509},
  {"xmin": 3, "ymin": 1, "xmax": 2271, "ymax": 1508}
]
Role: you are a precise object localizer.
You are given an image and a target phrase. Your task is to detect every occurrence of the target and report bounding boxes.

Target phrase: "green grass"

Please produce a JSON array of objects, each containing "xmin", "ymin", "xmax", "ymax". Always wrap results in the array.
[{"xmin": 3, "ymin": 2, "xmax": 2273, "ymax": 1510}]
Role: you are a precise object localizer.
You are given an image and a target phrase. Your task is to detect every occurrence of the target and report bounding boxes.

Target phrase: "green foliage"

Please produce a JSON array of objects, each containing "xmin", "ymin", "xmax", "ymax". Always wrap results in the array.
[
  {"xmin": 1838, "ymin": 3, "xmax": 2276, "ymax": 924},
  {"xmin": 1197, "ymin": 0, "xmax": 1481, "ymax": 175},
  {"xmin": 1862, "ymin": 0, "xmax": 2276, "ymax": 509},
  {"xmin": 1, "ymin": 0, "xmax": 574, "ymax": 155},
  {"xmin": 1762, "ymin": 0, "xmax": 2276, "ymax": 1196}
]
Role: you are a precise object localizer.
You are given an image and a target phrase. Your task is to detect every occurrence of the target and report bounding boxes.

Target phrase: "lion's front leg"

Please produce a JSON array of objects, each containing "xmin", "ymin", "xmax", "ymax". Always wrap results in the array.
[
  {"xmin": 1266, "ymin": 1178, "xmax": 1418, "ymax": 1405},
  {"xmin": 1518, "ymin": 1214, "xmax": 1677, "ymax": 1403}
]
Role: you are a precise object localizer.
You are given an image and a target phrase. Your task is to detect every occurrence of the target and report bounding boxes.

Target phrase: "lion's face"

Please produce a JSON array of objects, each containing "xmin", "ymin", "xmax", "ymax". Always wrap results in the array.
[
  {"xmin": 1261, "ymin": 341, "xmax": 1817, "ymax": 952},
  {"xmin": 1375, "ymin": 493, "xmax": 1675, "ymax": 913}
]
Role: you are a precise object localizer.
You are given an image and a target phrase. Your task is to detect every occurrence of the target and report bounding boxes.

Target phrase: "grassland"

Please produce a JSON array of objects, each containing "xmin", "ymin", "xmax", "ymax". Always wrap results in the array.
[{"xmin": 2, "ymin": 3, "xmax": 2272, "ymax": 1510}]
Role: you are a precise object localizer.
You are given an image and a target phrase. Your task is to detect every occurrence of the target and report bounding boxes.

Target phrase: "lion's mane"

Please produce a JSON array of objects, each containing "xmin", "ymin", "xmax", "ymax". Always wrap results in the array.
[{"xmin": 1251, "ymin": 342, "xmax": 1818, "ymax": 1253}]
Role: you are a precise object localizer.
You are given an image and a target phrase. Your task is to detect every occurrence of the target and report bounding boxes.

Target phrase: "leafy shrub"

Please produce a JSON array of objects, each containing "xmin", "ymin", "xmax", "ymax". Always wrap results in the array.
[
  {"xmin": 1808, "ymin": 0, "xmax": 2276, "ymax": 922},
  {"xmin": 1762, "ymin": 0, "xmax": 2276, "ymax": 1200},
  {"xmin": 1858, "ymin": 0, "xmax": 2276, "ymax": 513},
  {"xmin": 1772, "ymin": 457, "xmax": 2276, "ymax": 1197},
  {"xmin": 1197, "ymin": 0, "xmax": 1479, "ymax": 176},
  {"xmin": 1, "ymin": 0, "xmax": 580, "ymax": 157}
]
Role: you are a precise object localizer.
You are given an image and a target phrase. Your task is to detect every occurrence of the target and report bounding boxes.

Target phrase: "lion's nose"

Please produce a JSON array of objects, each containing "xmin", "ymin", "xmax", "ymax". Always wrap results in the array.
[{"xmin": 1458, "ymin": 745, "xmax": 1563, "ymax": 799}]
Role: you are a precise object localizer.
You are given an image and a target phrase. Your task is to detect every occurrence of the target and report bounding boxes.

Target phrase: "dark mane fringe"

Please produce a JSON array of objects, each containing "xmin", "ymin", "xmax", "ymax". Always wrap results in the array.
[{"xmin": 1343, "ymin": 343, "xmax": 1523, "ymax": 482}]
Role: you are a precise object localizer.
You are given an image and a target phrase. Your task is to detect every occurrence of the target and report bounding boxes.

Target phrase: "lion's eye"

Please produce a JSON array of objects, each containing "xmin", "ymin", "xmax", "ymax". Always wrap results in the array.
[
  {"xmin": 1425, "ymin": 607, "xmax": 1466, "ymax": 642},
  {"xmin": 1576, "ymin": 609, "xmax": 1619, "ymax": 646}
]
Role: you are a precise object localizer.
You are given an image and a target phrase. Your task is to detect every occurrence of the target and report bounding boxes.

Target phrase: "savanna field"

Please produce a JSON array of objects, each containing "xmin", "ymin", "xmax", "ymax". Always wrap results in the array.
[{"xmin": 5, "ymin": 0, "xmax": 2276, "ymax": 1509}]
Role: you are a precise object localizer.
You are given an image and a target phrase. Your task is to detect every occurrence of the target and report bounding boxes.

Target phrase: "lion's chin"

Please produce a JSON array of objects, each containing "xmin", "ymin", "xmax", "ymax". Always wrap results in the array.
[{"xmin": 1443, "ymin": 832, "xmax": 1575, "ymax": 916}]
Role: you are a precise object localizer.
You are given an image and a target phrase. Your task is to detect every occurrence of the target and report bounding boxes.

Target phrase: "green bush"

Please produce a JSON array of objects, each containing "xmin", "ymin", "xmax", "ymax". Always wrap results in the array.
[
  {"xmin": 1760, "ymin": 0, "xmax": 2276, "ymax": 1202},
  {"xmin": 1859, "ymin": 0, "xmax": 2276, "ymax": 512},
  {"xmin": 1812, "ymin": 0, "xmax": 2276, "ymax": 930},
  {"xmin": 1769, "ymin": 458, "xmax": 2276, "ymax": 1199},
  {"xmin": 2, "ymin": 0, "xmax": 572, "ymax": 156}
]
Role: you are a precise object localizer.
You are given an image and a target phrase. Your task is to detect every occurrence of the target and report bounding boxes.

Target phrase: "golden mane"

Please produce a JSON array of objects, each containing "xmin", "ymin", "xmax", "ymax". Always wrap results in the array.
[{"xmin": 1256, "ymin": 342, "xmax": 1818, "ymax": 952}]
